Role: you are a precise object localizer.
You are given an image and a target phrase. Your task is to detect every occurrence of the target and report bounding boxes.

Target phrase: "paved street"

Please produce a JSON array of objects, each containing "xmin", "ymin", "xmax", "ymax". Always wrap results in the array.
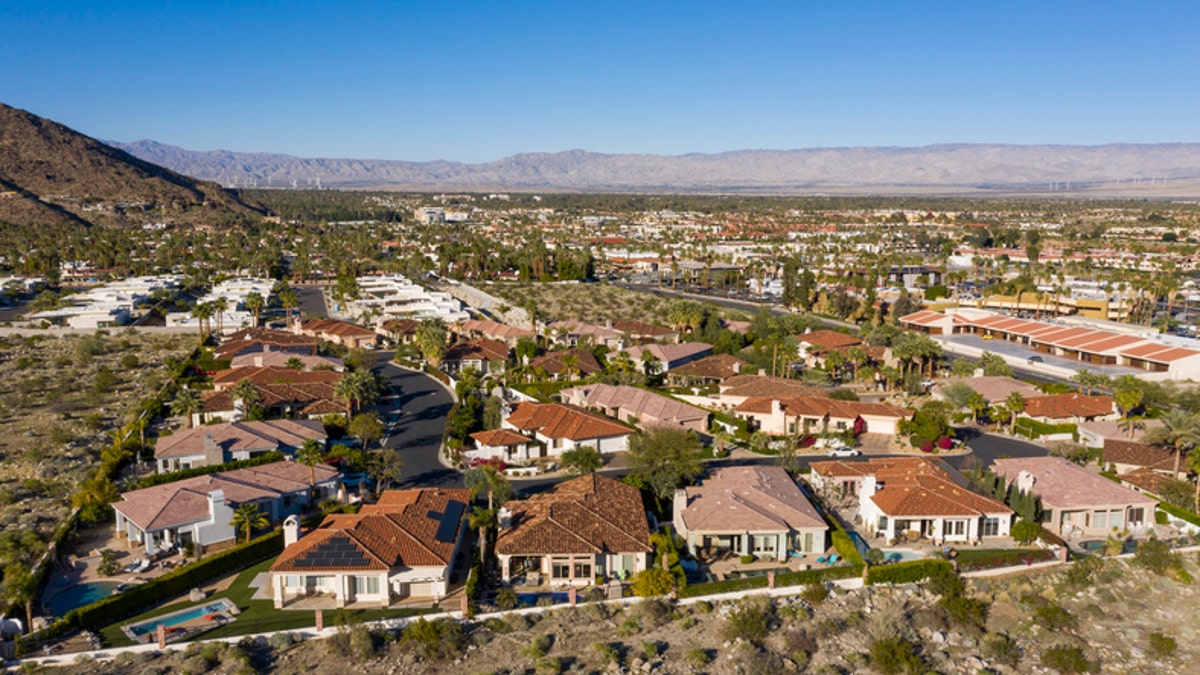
[
  {"xmin": 372, "ymin": 358, "xmax": 462, "ymax": 489},
  {"xmin": 296, "ymin": 284, "xmax": 328, "ymax": 318}
]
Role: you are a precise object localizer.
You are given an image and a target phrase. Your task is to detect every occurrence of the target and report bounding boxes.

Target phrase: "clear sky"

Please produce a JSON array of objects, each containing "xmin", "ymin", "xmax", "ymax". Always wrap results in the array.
[{"xmin": 4, "ymin": 1, "xmax": 1198, "ymax": 162}]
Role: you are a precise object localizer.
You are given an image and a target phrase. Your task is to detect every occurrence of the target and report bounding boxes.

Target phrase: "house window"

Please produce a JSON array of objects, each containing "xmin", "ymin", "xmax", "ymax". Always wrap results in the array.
[
  {"xmin": 286, "ymin": 575, "xmax": 299, "ymax": 588},
  {"xmin": 1092, "ymin": 511, "xmax": 1107, "ymax": 529},
  {"xmin": 352, "ymin": 576, "xmax": 380, "ymax": 595},
  {"xmin": 982, "ymin": 517, "xmax": 1000, "ymax": 537},
  {"xmin": 945, "ymin": 520, "xmax": 965, "ymax": 537},
  {"xmin": 551, "ymin": 558, "xmax": 571, "ymax": 579},
  {"xmin": 573, "ymin": 561, "xmax": 592, "ymax": 579},
  {"xmin": 283, "ymin": 495, "xmax": 295, "ymax": 508},
  {"xmin": 1129, "ymin": 508, "xmax": 1144, "ymax": 525},
  {"xmin": 878, "ymin": 516, "xmax": 889, "ymax": 531},
  {"xmin": 1109, "ymin": 510, "xmax": 1124, "ymax": 529},
  {"xmin": 752, "ymin": 535, "xmax": 777, "ymax": 553}
]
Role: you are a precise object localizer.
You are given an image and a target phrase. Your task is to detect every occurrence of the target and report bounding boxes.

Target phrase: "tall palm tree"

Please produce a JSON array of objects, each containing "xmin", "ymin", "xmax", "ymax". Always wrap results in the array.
[
  {"xmin": 212, "ymin": 296, "xmax": 229, "ymax": 336},
  {"xmin": 191, "ymin": 302, "xmax": 214, "ymax": 340},
  {"xmin": 3, "ymin": 564, "xmax": 37, "ymax": 629},
  {"xmin": 1145, "ymin": 410, "xmax": 1200, "ymax": 480},
  {"xmin": 230, "ymin": 502, "xmax": 269, "ymax": 543},
  {"xmin": 278, "ymin": 288, "xmax": 299, "ymax": 328},
  {"xmin": 1004, "ymin": 391, "xmax": 1025, "ymax": 435},
  {"xmin": 170, "ymin": 387, "xmax": 204, "ymax": 429},
  {"xmin": 295, "ymin": 439, "xmax": 326, "ymax": 502},
  {"xmin": 334, "ymin": 375, "xmax": 362, "ymax": 418},
  {"xmin": 244, "ymin": 291, "xmax": 265, "ymax": 328}
]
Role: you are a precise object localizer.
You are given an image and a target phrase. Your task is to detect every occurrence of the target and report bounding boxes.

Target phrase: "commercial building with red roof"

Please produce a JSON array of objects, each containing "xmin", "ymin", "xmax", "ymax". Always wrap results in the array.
[
  {"xmin": 809, "ymin": 457, "xmax": 1013, "ymax": 544},
  {"xmin": 899, "ymin": 308, "xmax": 1200, "ymax": 380},
  {"xmin": 270, "ymin": 488, "xmax": 471, "ymax": 608}
]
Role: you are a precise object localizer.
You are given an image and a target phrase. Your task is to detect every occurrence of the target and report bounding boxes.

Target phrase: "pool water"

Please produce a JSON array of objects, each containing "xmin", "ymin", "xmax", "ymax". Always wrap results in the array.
[
  {"xmin": 46, "ymin": 581, "xmax": 124, "ymax": 617},
  {"xmin": 517, "ymin": 592, "xmax": 570, "ymax": 606},
  {"xmin": 881, "ymin": 549, "xmax": 926, "ymax": 563},
  {"xmin": 127, "ymin": 600, "xmax": 236, "ymax": 636}
]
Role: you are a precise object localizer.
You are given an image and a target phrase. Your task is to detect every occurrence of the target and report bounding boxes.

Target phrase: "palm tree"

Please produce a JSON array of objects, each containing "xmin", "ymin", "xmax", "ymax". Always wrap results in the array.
[
  {"xmin": 295, "ymin": 439, "xmax": 325, "ymax": 502},
  {"xmin": 464, "ymin": 464, "xmax": 513, "ymax": 511},
  {"xmin": 1145, "ymin": 410, "xmax": 1200, "ymax": 479},
  {"xmin": 191, "ymin": 301, "xmax": 214, "ymax": 340},
  {"xmin": 560, "ymin": 352, "xmax": 580, "ymax": 381},
  {"xmin": 245, "ymin": 291, "xmax": 265, "ymax": 327},
  {"xmin": 415, "ymin": 319, "xmax": 448, "ymax": 368},
  {"xmin": 230, "ymin": 378, "xmax": 261, "ymax": 420},
  {"xmin": 278, "ymin": 288, "xmax": 299, "ymax": 328},
  {"xmin": 230, "ymin": 502, "xmax": 269, "ymax": 543},
  {"xmin": 1187, "ymin": 445, "xmax": 1200, "ymax": 512},
  {"xmin": 212, "ymin": 296, "xmax": 229, "ymax": 336},
  {"xmin": 1005, "ymin": 392, "xmax": 1025, "ymax": 435},
  {"xmin": 3, "ymin": 564, "xmax": 36, "ymax": 629},
  {"xmin": 468, "ymin": 506, "xmax": 498, "ymax": 573},
  {"xmin": 170, "ymin": 387, "xmax": 204, "ymax": 429}
]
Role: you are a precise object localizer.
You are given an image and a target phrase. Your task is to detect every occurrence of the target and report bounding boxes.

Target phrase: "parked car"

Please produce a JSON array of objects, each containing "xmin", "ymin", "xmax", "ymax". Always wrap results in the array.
[
  {"xmin": 1027, "ymin": 355, "xmax": 1044, "ymax": 364},
  {"xmin": 826, "ymin": 447, "xmax": 861, "ymax": 458},
  {"xmin": 981, "ymin": 334, "xmax": 994, "ymax": 340}
]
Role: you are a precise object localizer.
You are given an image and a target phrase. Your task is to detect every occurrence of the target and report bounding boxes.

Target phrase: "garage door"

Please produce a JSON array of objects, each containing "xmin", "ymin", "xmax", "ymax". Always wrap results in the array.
[{"xmin": 408, "ymin": 582, "xmax": 435, "ymax": 597}]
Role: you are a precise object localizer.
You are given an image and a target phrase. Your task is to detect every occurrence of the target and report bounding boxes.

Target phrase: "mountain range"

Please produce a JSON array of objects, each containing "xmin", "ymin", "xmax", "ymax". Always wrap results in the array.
[
  {"xmin": 111, "ymin": 140, "xmax": 1200, "ymax": 196},
  {"xmin": 0, "ymin": 103, "xmax": 264, "ymax": 228}
]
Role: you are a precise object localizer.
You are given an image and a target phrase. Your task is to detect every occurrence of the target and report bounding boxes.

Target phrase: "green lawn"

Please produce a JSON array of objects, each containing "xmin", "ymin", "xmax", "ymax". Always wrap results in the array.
[{"xmin": 99, "ymin": 557, "xmax": 435, "ymax": 648}]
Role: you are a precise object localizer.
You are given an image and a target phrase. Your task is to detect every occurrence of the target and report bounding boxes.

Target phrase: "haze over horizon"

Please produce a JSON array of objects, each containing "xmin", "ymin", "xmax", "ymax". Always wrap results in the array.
[{"xmin": 4, "ymin": 2, "xmax": 1200, "ymax": 164}]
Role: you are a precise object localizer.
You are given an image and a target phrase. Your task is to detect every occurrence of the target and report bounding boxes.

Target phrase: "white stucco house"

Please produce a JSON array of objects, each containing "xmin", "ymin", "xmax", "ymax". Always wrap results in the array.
[{"xmin": 502, "ymin": 402, "xmax": 632, "ymax": 456}]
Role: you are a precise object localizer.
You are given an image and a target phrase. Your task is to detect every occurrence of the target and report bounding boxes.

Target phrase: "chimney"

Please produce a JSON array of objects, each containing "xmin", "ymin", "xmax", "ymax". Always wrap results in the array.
[
  {"xmin": 673, "ymin": 489, "xmax": 688, "ymax": 519},
  {"xmin": 1016, "ymin": 470, "xmax": 1036, "ymax": 494},
  {"xmin": 283, "ymin": 514, "xmax": 301, "ymax": 547},
  {"xmin": 254, "ymin": 355, "xmax": 264, "ymax": 367},
  {"xmin": 497, "ymin": 507, "xmax": 513, "ymax": 530},
  {"xmin": 202, "ymin": 434, "xmax": 223, "ymax": 465},
  {"xmin": 207, "ymin": 489, "xmax": 225, "ymax": 513}
]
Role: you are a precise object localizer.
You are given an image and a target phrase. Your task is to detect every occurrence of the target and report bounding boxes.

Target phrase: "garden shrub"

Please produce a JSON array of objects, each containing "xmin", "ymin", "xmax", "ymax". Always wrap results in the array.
[
  {"xmin": 1010, "ymin": 519, "xmax": 1042, "ymax": 545},
  {"xmin": 866, "ymin": 560, "xmax": 954, "ymax": 585}
]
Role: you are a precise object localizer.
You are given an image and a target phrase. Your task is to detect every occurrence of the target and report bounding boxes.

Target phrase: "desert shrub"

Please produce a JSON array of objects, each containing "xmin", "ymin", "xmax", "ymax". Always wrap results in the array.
[
  {"xmin": 869, "ymin": 637, "xmax": 923, "ymax": 675},
  {"xmin": 1033, "ymin": 603, "xmax": 1077, "ymax": 630},
  {"xmin": 267, "ymin": 632, "xmax": 300, "ymax": 649},
  {"xmin": 523, "ymin": 634, "xmax": 552, "ymax": 658},
  {"xmin": 400, "ymin": 618, "xmax": 466, "ymax": 661},
  {"xmin": 641, "ymin": 641, "xmax": 660, "ymax": 658},
  {"xmin": 1148, "ymin": 632, "xmax": 1178, "ymax": 658},
  {"xmin": 633, "ymin": 598, "xmax": 672, "ymax": 627},
  {"xmin": 592, "ymin": 642, "xmax": 621, "ymax": 665},
  {"xmin": 984, "ymin": 633, "xmax": 1021, "ymax": 667},
  {"xmin": 685, "ymin": 648, "xmax": 711, "ymax": 666},
  {"xmin": 731, "ymin": 642, "xmax": 784, "ymax": 672},
  {"xmin": 723, "ymin": 595, "xmax": 775, "ymax": 643},
  {"xmin": 942, "ymin": 594, "xmax": 989, "ymax": 634},
  {"xmin": 1061, "ymin": 555, "xmax": 1103, "ymax": 589},
  {"xmin": 483, "ymin": 617, "xmax": 513, "ymax": 634},
  {"xmin": 348, "ymin": 625, "xmax": 376, "ymax": 659},
  {"xmin": 693, "ymin": 600, "xmax": 713, "ymax": 613},
  {"xmin": 182, "ymin": 655, "xmax": 214, "ymax": 673},
  {"xmin": 1134, "ymin": 537, "xmax": 1184, "ymax": 578},
  {"xmin": 121, "ymin": 354, "xmax": 141, "ymax": 369},
  {"xmin": 535, "ymin": 657, "xmax": 563, "ymax": 674},
  {"xmin": 1041, "ymin": 645, "xmax": 1096, "ymax": 674},
  {"xmin": 800, "ymin": 583, "xmax": 828, "ymax": 606}
]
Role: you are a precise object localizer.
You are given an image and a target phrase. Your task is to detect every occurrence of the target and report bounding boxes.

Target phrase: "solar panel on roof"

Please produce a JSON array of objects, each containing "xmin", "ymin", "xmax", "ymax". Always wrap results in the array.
[
  {"xmin": 435, "ymin": 501, "xmax": 466, "ymax": 543},
  {"xmin": 293, "ymin": 535, "xmax": 371, "ymax": 568}
]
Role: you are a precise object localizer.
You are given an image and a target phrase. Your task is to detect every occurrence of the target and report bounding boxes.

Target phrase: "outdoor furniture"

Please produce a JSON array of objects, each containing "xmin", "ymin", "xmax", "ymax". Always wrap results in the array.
[
  {"xmin": 825, "ymin": 554, "xmax": 841, "ymax": 565},
  {"xmin": 816, "ymin": 555, "xmax": 829, "ymax": 564},
  {"xmin": 787, "ymin": 550, "xmax": 805, "ymax": 559}
]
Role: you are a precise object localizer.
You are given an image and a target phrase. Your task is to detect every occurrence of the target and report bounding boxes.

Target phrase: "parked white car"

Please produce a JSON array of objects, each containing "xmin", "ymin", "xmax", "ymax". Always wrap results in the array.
[{"xmin": 826, "ymin": 447, "xmax": 861, "ymax": 458}]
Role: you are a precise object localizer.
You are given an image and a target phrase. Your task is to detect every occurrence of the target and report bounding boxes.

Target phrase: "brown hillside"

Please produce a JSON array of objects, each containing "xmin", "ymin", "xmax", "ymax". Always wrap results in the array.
[{"xmin": 0, "ymin": 102, "xmax": 266, "ymax": 227}]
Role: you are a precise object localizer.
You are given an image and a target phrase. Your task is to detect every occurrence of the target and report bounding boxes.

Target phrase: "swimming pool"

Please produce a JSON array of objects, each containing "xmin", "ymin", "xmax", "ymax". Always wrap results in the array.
[
  {"xmin": 125, "ymin": 599, "xmax": 237, "ymax": 637},
  {"xmin": 46, "ymin": 580, "xmax": 124, "ymax": 617},
  {"xmin": 881, "ymin": 548, "xmax": 926, "ymax": 563}
]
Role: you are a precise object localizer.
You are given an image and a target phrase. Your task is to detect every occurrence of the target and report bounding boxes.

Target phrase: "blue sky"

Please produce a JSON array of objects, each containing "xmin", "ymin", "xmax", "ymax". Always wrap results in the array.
[{"xmin": 4, "ymin": 1, "xmax": 1198, "ymax": 162}]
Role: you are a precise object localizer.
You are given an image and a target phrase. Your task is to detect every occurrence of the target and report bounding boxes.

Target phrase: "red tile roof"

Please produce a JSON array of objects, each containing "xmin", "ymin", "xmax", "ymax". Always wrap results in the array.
[
  {"xmin": 155, "ymin": 419, "xmax": 326, "ymax": 459},
  {"xmin": 529, "ymin": 349, "xmax": 603, "ymax": 377},
  {"xmin": 668, "ymin": 353, "xmax": 747, "ymax": 381},
  {"xmin": 470, "ymin": 429, "xmax": 533, "ymax": 447},
  {"xmin": 818, "ymin": 457, "xmax": 1010, "ymax": 518},
  {"xmin": 1102, "ymin": 439, "xmax": 1176, "ymax": 472},
  {"xmin": 720, "ymin": 375, "xmax": 828, "ymax": 399},
  {"xmin": 505, "ymin": 403, "xmax": 631, "ymax": 441},
  {"xmin": 212, "ymin": 366, "xmax": 344, "ymax": 389},
  {"xmin": 798, "ymin": 330, "xmax": 861, "ymax": 350},
  {"xmin": 495, "ymin": 474, "xmax": 651, "ymax": 556},
  {"xmin": 735, "ymin": 396, "xmax": 909, "ymax": 420},
  {"xmin": 679, "ymin": 466, "xmax": 825, "ymax": 533},
  {"xmin": 444, "ymin": 338, "xmax": 509, "ymax": 363},
  {"xmin": 271, "ymin": 488, "xmax": 471, "ymax": 572},
  {"xmin": 1023, "ymin": 394, "xmax": 1114, "ymax": 420}
]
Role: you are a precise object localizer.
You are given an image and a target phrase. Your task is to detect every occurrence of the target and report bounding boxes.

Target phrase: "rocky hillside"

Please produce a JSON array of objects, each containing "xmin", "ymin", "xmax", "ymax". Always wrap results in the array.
[
  {"xmin": 0, "ymin": 103, "xmax": 265, "ymax": 227},
  {"xmin": 113, "ymin": 139, "xmax": 1200, "ymax": 195}
]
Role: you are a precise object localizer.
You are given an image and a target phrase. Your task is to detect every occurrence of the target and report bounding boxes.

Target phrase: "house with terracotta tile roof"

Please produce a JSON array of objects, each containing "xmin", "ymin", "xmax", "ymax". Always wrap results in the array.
[
  {"xmin": 495, "ymin": 474, "xmax": 652, "ymax": 585},
  {"xmin": 735, "ymin": 396, "xmax": 910, "ymax": 436},
  {"xmin": 666, "ymin": 353, "xmax": 748, "ymax": 386},
  {"xmin": 1022, "ymin": 394, "xmax": 1117, "ymax": 423},
  {"xmin": 295, "ymin": 318, "xmax": 379, "ymax": 349},
  {"xmin": 466, "ymin": 428, "xmax": 536, "ymax": 465},
  {"xmin": 621, "ymin": 342, "xmax": 712, "ymax": 376},
  {"xmin": 934, "ymin": 376, "xmax": 1040, "ymax": 406},
  {"xmin": 113, "ymin": 461, "xmax": 340, "ymax": 556},
  {"xmin": 559, "ymin": 383, "xmax": 710, "ymax": 433},
  {"xmin": 442, "ymin": 338, "xmax": 510, "ymax": 376},
  {"xmin": 673, "ymin": 466, "xmax": 827, "ymax": 561},
  {"xmin": 455, "ymin": 319, "xmax": 536, "ymax": 347},
  {"xmin": 502, "ymin": 402, "xmax": 632, "ymax": 455},
  {"xmin": 229, "ymin": 350, "xmax": 344, "ymax": 372},
  {"xmin": 1102, "ymin": 439, "xmax": 1178, "ymax": 477},
  {"xmin": 211, "ymin": 366, "xmax": 344, "ymax": 392},
  {"xmin": 611, "ymin": 320, "xmax": 679, "ymax": 344},
  {"xmin": 215, "ymin": 329, "xmax": 320, "ymax": 361},
  {"xmin": 545, "ymin": 320, "xmax": 625, "ymax": 350},
  {"xmin": 380, "ymin": 318, "xmax": 420, "ymax": 344},
  {"xmin": 154, "ymin": 419, "xmax": 327, "ymax": 473},
  {"xmin": 993, "ymin": 456, "xmax": 1156, "ymax": 536},
  {"xmin": 528, "ymin": 348, "xmax": 603, "ymax": 381},
  {"xmin": 197, "ymin": 379, "xmax": 346, "ymax": 426},
  {"xmin": 269, "ymin": 488, "xmax": 470, "ymax": 608},
  {"xmin": 810, "ymin": 457, "xmax": 1013, "ymax": 544},
  {"xmin": 715, "ymin": 375, "xmax": 829, "ymax": 408}
]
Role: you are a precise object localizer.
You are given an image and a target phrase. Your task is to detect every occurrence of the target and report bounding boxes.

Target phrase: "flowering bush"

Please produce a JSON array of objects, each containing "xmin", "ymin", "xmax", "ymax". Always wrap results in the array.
[
  {"xmin": 469, "ymin": 457, "xmax": 508, "ymax": 472},
  {"xmin": 920, "ymin": 440, "xmax": 935, "ymax": 453},
  {"xmin": 937, "ymin": 436, "xmax": 953, "ymax": 450}
]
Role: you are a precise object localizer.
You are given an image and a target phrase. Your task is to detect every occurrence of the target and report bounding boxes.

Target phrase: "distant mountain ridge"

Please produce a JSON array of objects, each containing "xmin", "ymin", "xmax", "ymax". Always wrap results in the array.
[
  {"xmin": 0, "ymin": 103, "xmax": 265, "ymax": 228},
  {"xmin": 112, "ymin": 139, "xmax": 1200, "ymax": 195}
]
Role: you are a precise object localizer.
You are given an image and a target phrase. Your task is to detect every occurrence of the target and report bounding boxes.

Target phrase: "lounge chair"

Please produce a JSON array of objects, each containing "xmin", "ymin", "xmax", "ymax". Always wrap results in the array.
[
  {"xmin": 787, "ymin": 550, "xmax": 805, "ymax": 559},
  {"xmin": 815, "ymin": 555, "xmax": 829, "ymax": 565},
  {"xmin": 825, "ymin": 554, "xmax": 840, "ymax": 565}
]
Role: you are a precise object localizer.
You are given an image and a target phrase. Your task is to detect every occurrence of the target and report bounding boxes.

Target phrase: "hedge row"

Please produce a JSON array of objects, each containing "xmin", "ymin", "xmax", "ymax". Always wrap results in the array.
[
  {"xmin": 62, "ymin": 530, "xmax": 284, "ymax": 631},
  {"xmin": 866, "ymin": 559, "xmax": 954, "ymax": 585},
  {"xmin": 125, "ymin": 452, "xmax": 287, "ymax": 489},
  {"xmin": 1013, "ymin": 417, "xmax": 1077, "ymax": 440},
  {"xmin": 676, "ymin": 563, "xmax": 862, "ymax": 599},
  {"xmin": 830, "ymin": 530, "xmax": 864, "ymax": 566},
  {"xmin": 1158, "ymin": 502, "xmax": 1200, "ymax": 528}
]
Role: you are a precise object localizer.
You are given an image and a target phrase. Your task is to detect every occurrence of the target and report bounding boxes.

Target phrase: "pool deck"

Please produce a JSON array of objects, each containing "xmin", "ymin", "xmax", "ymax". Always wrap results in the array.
[{"xmin": 121, "ymin": 600, "xmax": 238, "ymax": 644}]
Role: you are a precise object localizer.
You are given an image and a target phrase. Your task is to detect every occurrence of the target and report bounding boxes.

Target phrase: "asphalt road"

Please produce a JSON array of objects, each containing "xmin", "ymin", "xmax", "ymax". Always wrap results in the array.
[
  {"xmin": 372, "ymin": 357, "xmax": 462, "ymax": 490},
  {"xmin": 296, "ymin": 285, "xmax": 328, "ymax": 318},
  {"xmin": 624, "ymin": 284, "xmax": 859, "ymax": 331}
]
